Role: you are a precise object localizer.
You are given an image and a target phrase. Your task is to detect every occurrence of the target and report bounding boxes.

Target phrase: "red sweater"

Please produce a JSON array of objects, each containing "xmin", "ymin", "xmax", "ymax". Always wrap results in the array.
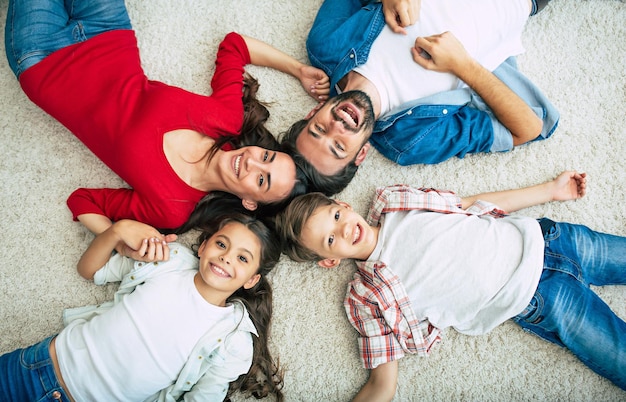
[{"xmin": 19, "ymin": 30, "xmax": 250, "ymax": 229}]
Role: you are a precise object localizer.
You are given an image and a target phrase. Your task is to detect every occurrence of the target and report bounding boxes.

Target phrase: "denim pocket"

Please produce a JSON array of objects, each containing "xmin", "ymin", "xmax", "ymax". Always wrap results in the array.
[{"xmin": 514, "ymin": 293, "xmax": 544, "ymax": 325}]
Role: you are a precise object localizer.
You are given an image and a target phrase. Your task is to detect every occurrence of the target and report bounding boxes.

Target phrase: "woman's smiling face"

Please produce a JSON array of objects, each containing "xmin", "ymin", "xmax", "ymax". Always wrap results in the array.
[{"xmin": 218, "ymin": 146, "xmax": 296, "ymax": 209}]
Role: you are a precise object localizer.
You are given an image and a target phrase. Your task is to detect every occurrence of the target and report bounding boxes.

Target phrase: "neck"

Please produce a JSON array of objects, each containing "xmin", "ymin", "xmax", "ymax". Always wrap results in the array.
[
  {"xmin": 342, "ymin": 71, "xmax": 382, "ymax": 118},
  {"xmin": 194, "ymin": 272, "xmax": 228, "ymax": 307}
]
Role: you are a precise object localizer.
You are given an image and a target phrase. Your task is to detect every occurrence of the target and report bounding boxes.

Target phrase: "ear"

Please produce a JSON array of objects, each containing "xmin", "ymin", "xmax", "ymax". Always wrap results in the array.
[
  {"xmin": 241, "ymin": 199, "xmax": 258, "ymax": 211},
  {"xmin": 318, "ymin": 258, "xmax": 341, "ymax": 269},
  {"xmin": 197, "ymin": 240, "xmax": 207, "ymax": 254},
  {"xmin": 336, "ymin": 200, "xmax": 353, "ymax": 210},
  {"xmin": 243, "ymin": 273, "xmax": 261, "ymax": 289},
  {"xmin": 354, "ymin": 143, "xmax": 370, "ymax": 166},
  {"xmin": 305, "ymin": 102, "xmax": 324, "ymax": 119}
]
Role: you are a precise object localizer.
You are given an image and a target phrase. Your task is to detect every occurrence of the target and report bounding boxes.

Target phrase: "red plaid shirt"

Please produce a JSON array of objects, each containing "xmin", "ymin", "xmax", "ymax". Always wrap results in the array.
[{"xmin": 345, "ymin": 185, "xmax": 507, "ymax": 369}]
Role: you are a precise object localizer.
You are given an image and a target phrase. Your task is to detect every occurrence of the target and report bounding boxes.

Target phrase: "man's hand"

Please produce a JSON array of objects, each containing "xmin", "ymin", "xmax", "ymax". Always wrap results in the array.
[
  {"xmin": 411, "ymin": 31, "xmax": 472, "ymax": 74},
  {"xmin": 299, "ymin": 65, "xmax": 330, "ymax": 101},
  {"xmin": 382, "ymin": 0, "xmax": 421, "ymax": 34},
  {"xmin": 550, "ymin": 171, "xmax": 587, "ymax": 202}
]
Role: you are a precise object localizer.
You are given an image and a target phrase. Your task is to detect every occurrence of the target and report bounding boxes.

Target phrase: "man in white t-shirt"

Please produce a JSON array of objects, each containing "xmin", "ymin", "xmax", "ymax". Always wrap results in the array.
[{"xmin": 281, "ymin": 0, "xmax": 558, "ymax": 195}]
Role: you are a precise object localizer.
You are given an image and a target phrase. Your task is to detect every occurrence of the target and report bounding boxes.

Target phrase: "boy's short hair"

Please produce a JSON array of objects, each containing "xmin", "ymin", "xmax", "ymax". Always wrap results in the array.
[{"xmin": 275, "ymin": 192, "xmax": 337, "ymax": 262}]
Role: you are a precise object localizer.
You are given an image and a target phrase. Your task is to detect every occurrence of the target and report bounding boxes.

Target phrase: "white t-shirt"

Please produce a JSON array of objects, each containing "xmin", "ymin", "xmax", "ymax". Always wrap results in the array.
[
  {"xmin": 56, "ymin": 269, "xmax": 233, "ymax": 400},
  {"xmin": 370, "ymin": 210, "xmax": 544, "ymax": 335},
  {"xmin": 354, "ymin": 0, "xmax": 529, "ymax": 116}
]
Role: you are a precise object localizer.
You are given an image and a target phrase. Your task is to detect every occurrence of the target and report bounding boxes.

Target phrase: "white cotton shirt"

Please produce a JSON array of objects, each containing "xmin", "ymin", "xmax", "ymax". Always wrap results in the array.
[
  {"xmin": 56, "ymin": 269, "xmax": 233, "ymax": 401},
  {"xmin": 371, "ymin": 210, "xmax": 544, "ymax": 335},
  {"xmin": 354, "ymin": 0, "xmax": 529, "ymax": 116}
]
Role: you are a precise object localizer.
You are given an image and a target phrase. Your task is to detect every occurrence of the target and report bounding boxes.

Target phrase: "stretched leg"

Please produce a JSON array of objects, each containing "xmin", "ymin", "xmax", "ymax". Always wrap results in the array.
[
  {"xmin": 5, "ymin": 0, "xmax": 131, "ymax": 79},
  {"xmin": 514, "ymin": 222, "xmax": 626, "ymax": 390}
]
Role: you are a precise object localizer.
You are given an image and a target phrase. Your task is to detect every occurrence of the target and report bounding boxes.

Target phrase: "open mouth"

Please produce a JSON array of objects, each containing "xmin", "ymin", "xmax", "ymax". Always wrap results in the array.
[
  {"xmin": 352, "ymin": 223, "xmax": 362, "ymax": 245},
  {"xmin": 210, "ymin": 263, "xmax": 231, "ymax": 278},
  {"xmin": 336, "ymin": 102, "xmax": 360, "ymax": 129},
  {"xmin": 234, "ymin": 155, "xmax": 242, "ymax": 178}
]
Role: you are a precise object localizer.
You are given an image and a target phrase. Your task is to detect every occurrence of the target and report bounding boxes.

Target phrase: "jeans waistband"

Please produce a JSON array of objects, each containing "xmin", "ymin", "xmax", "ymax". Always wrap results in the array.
[{"xmin": 538, "ymin": 217, "xmax": 556, "ymax": 236}]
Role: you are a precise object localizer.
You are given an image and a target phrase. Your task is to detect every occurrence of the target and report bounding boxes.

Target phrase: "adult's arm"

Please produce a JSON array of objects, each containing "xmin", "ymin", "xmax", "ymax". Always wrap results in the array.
[
  {"xmin": 240, "ymin": 34, "xmax": 329, "ymax": 101},
  {"xmin": 412, "ymin": 32, "xmax": 543, "ymax": 145},
  {"xmin": 461, "ymin": 171, "xmax": 587, "ymax": 213},
  {"xmin": 353, "ymin": 361, "xmax": 399, "ymax": 402}
]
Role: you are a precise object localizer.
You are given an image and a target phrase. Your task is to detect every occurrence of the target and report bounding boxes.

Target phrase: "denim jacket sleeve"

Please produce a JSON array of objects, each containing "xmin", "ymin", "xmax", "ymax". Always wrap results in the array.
[
  {"xmin": 307, "ymin": 0, "xmax": 385, "ymax": 95},
  {"xmin": 370, "ymin": 102, "xmax": 494, "ymax": 165}
]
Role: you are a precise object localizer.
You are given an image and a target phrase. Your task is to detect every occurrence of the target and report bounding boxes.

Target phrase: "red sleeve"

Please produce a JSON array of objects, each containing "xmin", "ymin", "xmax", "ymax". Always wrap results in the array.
[
  {"xmin": 67, "ymin": 188, "xmax": 186, "ymax": 230},
  {"xmin": 210, "ymin": 32, "xmax": 250, "ymax": 100}
]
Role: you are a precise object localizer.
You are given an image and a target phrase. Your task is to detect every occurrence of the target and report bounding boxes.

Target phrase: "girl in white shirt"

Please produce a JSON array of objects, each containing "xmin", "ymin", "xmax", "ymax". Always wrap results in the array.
[{"xmin": 0, "ymin": 214, "xmax": 284, "ymax": 401}]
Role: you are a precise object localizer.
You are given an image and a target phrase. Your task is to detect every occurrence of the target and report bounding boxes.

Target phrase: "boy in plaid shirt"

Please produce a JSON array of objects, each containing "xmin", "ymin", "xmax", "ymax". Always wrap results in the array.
[{"xmin": 275, "ymin": 171, "xmax": 626, "ymax": 400}]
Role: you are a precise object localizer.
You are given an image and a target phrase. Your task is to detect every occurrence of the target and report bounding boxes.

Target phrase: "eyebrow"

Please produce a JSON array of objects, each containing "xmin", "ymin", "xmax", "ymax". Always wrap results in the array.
[
  {"xmin": 264, "ymin": 152, "xmax": 277, "ymax": 192},
  {"xmin": 307, "ymin": 127, "xmax": 347, "ymax": 161}
]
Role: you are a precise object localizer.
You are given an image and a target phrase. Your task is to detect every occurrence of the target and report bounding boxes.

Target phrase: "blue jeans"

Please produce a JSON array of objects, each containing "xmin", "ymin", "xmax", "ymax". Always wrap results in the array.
[
  {"xmin": 0, "ymin": 336, "xmax": 71, "ymax": 401},
  {"xmin": 513, "ymin": 219, "xmax": 626, "ymax": 390},
  {"xmin": 5, "ymin": 0, "xmax": 131, "ymax": 79}
]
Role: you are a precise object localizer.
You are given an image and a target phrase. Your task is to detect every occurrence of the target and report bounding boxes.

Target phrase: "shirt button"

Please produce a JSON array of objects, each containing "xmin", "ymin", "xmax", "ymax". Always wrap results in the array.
[
  {"xmin": 154, "ymin": 262, "xmax": 159, "ymax": 266},
  {"xmin": 52, "ymin": 391, "xmax": 62, "ymax": 400},
  {"xmin": 173, "ymin": 250, "xmax": 178, "ymax": 254},
  {"xmin": 349, "ymin": 53, "xmax": 354, "ymax": 59},
  {"xmin": 138, "ymin": 262, "xmax": 143, "ymax": 267},
  {"xmin": 407, "ymin": 110, "xmax": 412, "ymax": 115},
  {"xmin": 217, "ymin": 338, "xmax": 222, "ymax": 343},
  {"xmin": 442, "ymin": 109, "xmax": 448, "ymax": 115}
]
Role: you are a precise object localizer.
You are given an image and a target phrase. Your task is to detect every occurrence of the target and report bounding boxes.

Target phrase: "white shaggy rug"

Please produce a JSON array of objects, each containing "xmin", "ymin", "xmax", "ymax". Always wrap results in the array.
[{"xmin": 1, "ymin": 0, "xmax": 625, "ymax": 400}]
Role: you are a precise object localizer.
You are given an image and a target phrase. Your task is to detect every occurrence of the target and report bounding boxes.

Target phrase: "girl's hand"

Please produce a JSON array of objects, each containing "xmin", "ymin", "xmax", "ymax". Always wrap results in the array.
[
  {"xmin": 551, "ymin": 171, "xmax": 587, "ymax": 202},
  {"xmin": 113, "ymin": 220, "xmax": 177, "ymax": 262},
  {"xmin": 299, "ymin": 65, "xmax": 330, "ymax": 101}
]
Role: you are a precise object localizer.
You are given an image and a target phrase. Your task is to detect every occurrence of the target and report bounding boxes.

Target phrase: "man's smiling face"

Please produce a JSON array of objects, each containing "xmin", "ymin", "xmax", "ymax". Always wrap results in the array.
[{"xmin": 296, "ymin": 90, "xmax": 375, "ymax": 176}]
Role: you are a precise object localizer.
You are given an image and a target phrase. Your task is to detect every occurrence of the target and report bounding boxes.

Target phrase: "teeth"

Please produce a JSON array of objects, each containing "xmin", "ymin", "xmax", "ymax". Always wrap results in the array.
[
  {"xmin": 339, "ymin": 108, "xmax": 356, "ymax": 127},
  {"xmin": 234, "ymin": 155, "xmax": 241, "ymax": 177},
  {"xmin": 212, "ymin": 264, "xmax": 230, "ymax": 277},
  {"xmin": 353, "ymin": 225, "xmax": 361, "ymax": 244}
]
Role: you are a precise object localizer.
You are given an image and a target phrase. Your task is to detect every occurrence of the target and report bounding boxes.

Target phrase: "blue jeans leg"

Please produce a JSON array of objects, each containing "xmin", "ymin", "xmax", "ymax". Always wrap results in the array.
[
  {"xmin": 0, "ymin": 336, "xmax": 70, "ymax": 401},
  {"xmin": 514, "ymin": 221, "xmax": 626, "ymax": 390},
  {"xmin": 5, "ymin": 0, "xmax": 131, "ymax": 78}
]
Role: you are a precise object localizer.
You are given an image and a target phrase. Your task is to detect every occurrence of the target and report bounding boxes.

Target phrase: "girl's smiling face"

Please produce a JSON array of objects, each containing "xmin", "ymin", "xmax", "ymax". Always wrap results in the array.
[
  {"xmin": 300, "ymin": 201, "xmax": 379, "ymax": 268},
  {"xmin": 195, "ymin": 221, "xmax": 262, "ymax": 306}
]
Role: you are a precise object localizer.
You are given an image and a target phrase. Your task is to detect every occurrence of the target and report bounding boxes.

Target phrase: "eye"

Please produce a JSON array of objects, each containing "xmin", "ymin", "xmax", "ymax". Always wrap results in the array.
[
  {"xmin": 238, "ymin": 255, "xmax": 249, "ymax": 263},
  {"xmin": 258, "ymin": 174, "xmax": 265, "ymax": 187},
  {"xmin": 263, "ymin": 151, "xmax": 269, "ymax": 162},
  {"xmin": 328, "ymin": 234, "xmax": 335, "ymax": 246},
  {"xmin": 335, "ymin": 142, "xmax": 345, "ymax": 152},
  {"xmin": 216, "ymin": 240, "xmax": 226, "ymax": 249},
  {"xmin": 334, "ymin": 211, "xmax": 340, "ymax": 221}
]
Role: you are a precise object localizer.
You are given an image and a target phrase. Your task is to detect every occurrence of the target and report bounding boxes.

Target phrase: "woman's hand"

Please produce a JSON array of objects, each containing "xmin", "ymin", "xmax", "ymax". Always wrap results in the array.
[
  {"xmin": 299, "ymin": 65, "xmax": 330, "ymax": 101},
  {"xmin": 113, "ymin": 220, "xmax": 178, "ymax": 262}
]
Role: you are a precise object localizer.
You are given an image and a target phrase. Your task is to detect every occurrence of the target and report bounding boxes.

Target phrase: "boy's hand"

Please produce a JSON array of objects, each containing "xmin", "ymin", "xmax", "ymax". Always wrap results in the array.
[
  {"xmin": 382, "ymin": 0, "xmax": 421, "ymax": 34},
  {"xmin": 300, "ymin": 65, "xmax": 330, "ymax": 101},
  {"xmin": 551, "ymin": 171, "xmax": 587, "ymax": 202}
]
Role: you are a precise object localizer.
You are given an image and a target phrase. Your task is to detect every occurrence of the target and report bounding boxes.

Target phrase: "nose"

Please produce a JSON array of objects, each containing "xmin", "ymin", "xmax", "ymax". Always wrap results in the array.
[{"xmin": 219, "ymin": 254, "xmax": 231, "ymax": 264}]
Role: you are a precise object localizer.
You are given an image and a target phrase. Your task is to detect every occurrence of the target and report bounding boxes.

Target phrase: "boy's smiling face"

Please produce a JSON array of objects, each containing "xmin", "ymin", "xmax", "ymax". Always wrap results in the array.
[{"xmin": 301, "ymin": 201, "xmax": 379, "ymax": 268}]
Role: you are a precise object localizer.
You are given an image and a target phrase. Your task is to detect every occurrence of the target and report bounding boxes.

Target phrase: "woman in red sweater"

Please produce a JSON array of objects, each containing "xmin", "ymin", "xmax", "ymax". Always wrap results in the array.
[{"xmin": 5, "ymin": 0, "xmax": 330, "ymax": 239}]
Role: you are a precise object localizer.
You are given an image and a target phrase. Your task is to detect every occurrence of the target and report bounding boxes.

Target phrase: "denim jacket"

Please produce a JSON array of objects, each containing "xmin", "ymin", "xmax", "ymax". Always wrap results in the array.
[
  {"xmin": 63, "ymin": 243, "xmax": 257, "ymax": 402},
  {"xmin": 306, "ymin": 0, "xmax": 559, "ymax": 165}
]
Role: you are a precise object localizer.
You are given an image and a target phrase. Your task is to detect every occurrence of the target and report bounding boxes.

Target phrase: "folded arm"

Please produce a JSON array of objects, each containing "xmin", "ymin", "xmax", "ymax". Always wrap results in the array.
[
  {"xmin": 461, "ymin": 171, "xmax": 587, "ymax": 213},
  {"xmin": 412, "ymin": 31, "xmax": 543, "ymax": 145}
]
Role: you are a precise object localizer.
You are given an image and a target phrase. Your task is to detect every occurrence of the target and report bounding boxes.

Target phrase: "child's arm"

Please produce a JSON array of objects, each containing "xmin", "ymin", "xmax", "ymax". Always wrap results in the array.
[
  {"xmin": 353, "ymin": 361, "xmax": 399, "ymax": 402},
  {"xmin": 240, "ymin": 34, "xmax": 330, "ymax": 101},
  {"xmin": 77, "ymin": 219, "xmax": 174, "ymax": 280},
  {"xmin": 461, "ymin": 171, "xmax": 587, "ymax": 213}
]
